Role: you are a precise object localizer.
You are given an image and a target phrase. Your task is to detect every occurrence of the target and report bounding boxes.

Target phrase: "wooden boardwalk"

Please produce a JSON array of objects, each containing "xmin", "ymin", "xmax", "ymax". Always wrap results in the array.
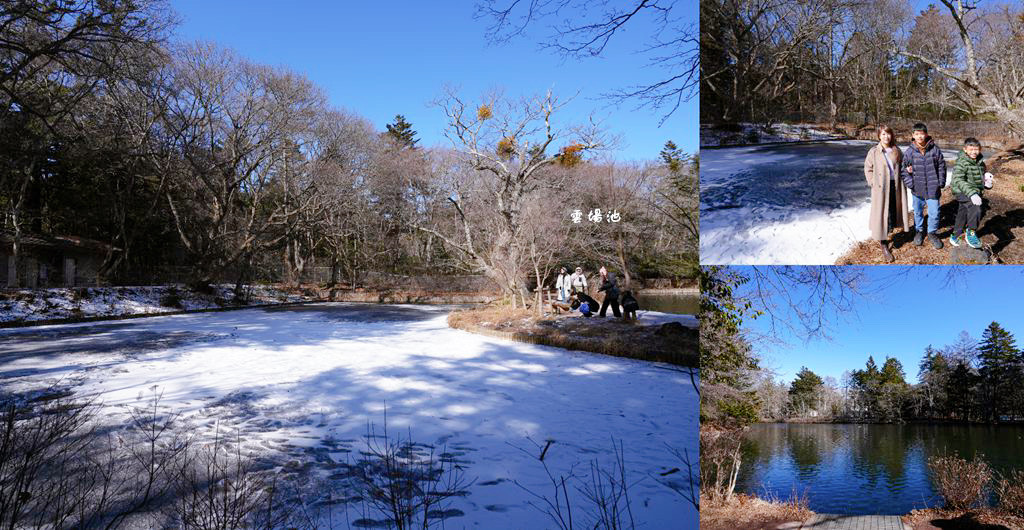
[{"xmin": 787, "ymin": 514, "xmax": 910, "ymax": 530}]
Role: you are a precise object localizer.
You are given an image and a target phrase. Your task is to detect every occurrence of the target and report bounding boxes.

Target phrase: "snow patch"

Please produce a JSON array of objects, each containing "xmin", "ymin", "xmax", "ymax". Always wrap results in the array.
[
  {"xmin": 701, "ymin": 122, "xmax": 846, "ymax": 147},
  {"xmin": 0, "ymin": 284, "xmax": 307, "ymax": 323}
]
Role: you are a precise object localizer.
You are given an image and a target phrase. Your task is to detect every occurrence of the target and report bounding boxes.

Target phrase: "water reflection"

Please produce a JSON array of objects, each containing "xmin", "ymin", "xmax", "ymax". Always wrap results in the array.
[
  {"xmin": 634, "ymin": 292, "xmax": 698, "ymax": 315},
  {"xmin": 737, "ymin": 424, "xmax": 1024, "ymax": 515}
]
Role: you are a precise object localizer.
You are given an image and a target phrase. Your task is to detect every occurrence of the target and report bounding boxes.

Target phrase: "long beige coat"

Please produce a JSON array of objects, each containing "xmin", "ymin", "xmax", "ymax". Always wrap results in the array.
[{"xmin": 864, "ymin": 144, "xmax": 910, "ymax": 240}]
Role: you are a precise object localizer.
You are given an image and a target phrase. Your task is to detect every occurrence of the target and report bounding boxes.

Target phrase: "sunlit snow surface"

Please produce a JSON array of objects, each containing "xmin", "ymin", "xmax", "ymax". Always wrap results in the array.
[
  {"xmin": 700, "ymin": 140, "xmax": 958, "ymax": 264},
  {"xmin": 0, "ymin": 303, "xmax": 697, "ymax": 528}
]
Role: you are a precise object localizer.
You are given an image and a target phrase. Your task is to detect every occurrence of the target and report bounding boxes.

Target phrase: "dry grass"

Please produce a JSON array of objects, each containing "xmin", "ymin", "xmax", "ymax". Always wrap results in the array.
[
  {"xmin": 903, "ymin": 508, "xmax": 1024, "ymax": 530},
  {"xmin": 838, "ymin": 147, "xmax": 1024, "ymax": 265},
  {"xmin": 447, "ymin": 305, "xmax": 697, "ymax": 366},
  {"xmin": 700, "ymin": 493, "xmax": 812, "ymax": 530},
  {"xmin": 928, "ymin": 454, "xmax": 992, "ymax": 510},
  {"xmin": 995, "ymin": 469, "xmax": 1024, "ymax": 517}
]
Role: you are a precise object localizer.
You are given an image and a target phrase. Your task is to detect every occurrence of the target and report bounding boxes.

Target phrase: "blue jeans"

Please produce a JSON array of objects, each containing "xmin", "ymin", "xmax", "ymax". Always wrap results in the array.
[{"xmin": 912, "ymin": 195, "xmax": 940, "ymax": 234}]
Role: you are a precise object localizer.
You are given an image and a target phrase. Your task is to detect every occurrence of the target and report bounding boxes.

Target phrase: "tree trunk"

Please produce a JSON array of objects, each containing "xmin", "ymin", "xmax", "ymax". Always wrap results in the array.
[
  {"xmin": 329, "ymin": 251, "xmax": 340, "ymax": 286},
  {"xmin": 533, "ymin": 263, "xmax": 544, "ymax": 317}
]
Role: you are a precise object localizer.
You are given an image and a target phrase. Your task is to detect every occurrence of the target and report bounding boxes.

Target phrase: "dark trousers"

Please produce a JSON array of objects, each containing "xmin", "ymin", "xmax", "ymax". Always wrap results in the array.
[
  {"xmin": 599, "ymin": 295, "xmax": 621, "ymax": 317},
  {"xmin": 953, "ymin": 195, "xmax": 982, "ymax": 237}
]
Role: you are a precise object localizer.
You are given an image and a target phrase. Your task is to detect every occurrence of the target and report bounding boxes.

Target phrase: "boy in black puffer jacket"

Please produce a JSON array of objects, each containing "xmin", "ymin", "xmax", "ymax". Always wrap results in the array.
[
  {"xmin": 901, "ymin": 123, "xmax": 948, "ymax": 249},
  {"xmin": 949, "ymin": 137, "xmax": 994, "ymax": 249}
]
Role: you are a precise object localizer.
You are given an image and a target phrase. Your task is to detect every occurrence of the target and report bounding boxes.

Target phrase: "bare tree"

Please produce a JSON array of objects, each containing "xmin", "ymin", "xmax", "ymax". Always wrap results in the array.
[
  {"xmin": 307, "ymin": 110, "xmax": 379, "ymax": 288},
  {"xmin": 162, "ymin": 43, "xmax": 327, "ymax": 287},
  {"xmin": 417, "ymin": 89, "xmax": 601, "ymax": 304},
  {"xmin": 896, "ymin": 1, "xmax": 1024, "ymax": 133},
  {"xmin": 475, "ymin": 0, "xmax": 698, "ymax": 123}
]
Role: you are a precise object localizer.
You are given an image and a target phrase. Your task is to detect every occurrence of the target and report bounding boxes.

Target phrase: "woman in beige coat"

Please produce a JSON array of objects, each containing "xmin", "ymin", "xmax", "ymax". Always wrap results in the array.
[{"xmin": 864, "ymin": 125, "xmax": 910, "ymax": 262}]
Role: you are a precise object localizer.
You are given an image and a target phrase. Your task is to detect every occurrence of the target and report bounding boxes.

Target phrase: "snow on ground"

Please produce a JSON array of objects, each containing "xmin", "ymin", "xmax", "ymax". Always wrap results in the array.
[
  {"xmin": 0, "ymin": 303, "xmax": 697, "ymax": 528},
  {"xmin": 700, "ymin": 140, "xmax": 959, "ymax": 264},
  {"xmin": 0, "ymin": 284, "xmax": 306, "ymax": 323},
  {"xmin": 701, "ymin": 122, "xmax": 845, "ymax": 147}
]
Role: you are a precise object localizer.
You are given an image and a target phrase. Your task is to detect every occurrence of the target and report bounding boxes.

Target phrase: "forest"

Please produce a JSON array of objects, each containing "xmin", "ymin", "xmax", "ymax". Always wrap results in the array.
[
  {"xmin": 700, "ymin": 0, "xmax": 1024, "ymax": 133},
  {"xmin": 0, "ymin": 1, "xmax": 697, "ymax": 300},
  {"xmin": 756, "ymin": 323, "xmax": 1023, "ymax": 423},
  {"xmin": 701, "ymin": 266, "xmax": 1024, "ymax": 425}
]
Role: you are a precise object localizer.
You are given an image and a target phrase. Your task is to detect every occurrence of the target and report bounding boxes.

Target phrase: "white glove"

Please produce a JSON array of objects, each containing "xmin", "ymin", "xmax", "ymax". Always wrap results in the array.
[
  {"xmin": 984, "ymin": 172, "xmax": 994, "ymax": 188},
  {"xmin": 970, "ymin": 194, "xmax": 982, "ymax": 206}
]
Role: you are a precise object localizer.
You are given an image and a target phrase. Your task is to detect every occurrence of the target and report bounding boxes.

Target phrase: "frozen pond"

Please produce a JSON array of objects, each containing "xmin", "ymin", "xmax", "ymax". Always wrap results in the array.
[
  {"xmin": 0, "ymin": 303, "xmax": 697, "ymax": 528},
  {"xmin": 700, "ymin": 140, "xmax": 958, "ymax": 264}
]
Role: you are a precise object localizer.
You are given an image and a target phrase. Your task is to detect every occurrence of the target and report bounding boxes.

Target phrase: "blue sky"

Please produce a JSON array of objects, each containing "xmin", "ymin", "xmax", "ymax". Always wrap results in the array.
[
  {"xmin": 167, "ymin": 1, "xmax": 697, "ymax": 162},
  {"xmin": 739, "ymin": 266, "xmax": 1024, "ymax": 385}
]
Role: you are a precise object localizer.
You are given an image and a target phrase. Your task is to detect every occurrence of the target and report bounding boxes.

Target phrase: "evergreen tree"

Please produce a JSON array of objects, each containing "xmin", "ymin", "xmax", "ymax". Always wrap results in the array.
[
  {"xmin": 384, "ymin": 114, "xmax": 418, "ymax": 148},
  {"xmin": 918, "ymin": 346, "xmax": 950, "ymax": 419},
  {"xmin": 699, "ymin": 266, "xmax": 762, "ymax": 425},
  {"xmin": 878, "ymin": 357, "xmax": 910, "ymax": 422},
  {"xmin": 788, "ymin": 367, "xmax": 824, "ymax": 416},
  {"xmin": 946, "ymin": 359, "xmax": 979, "ymax": 422},
  {"xmin": 660, "ymin": 140, "xmax": 685, "ymax": 173},
  {"xmin": 977, "ymin": 322, "xmax": 1020, "ymax": 422},
  {"xmin": 850, "ymin": 356, "xmax": 881, "ymax": 419}
]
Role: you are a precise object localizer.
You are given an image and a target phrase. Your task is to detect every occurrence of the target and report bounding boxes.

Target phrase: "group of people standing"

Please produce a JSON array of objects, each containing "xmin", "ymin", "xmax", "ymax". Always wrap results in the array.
[
  {"xmin": 864, "ymin": 122, "xmax": 994, "ymax": 262},
  {"xmin": 554, "ymin": 266, "xmax": 639, "ymax": 320}
]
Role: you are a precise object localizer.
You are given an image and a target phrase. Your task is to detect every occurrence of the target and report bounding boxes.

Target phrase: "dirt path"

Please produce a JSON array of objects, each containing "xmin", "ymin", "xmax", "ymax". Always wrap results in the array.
[{"xmin": 838, "ymin": 148, "xmax": 1024, "ymax": 264}]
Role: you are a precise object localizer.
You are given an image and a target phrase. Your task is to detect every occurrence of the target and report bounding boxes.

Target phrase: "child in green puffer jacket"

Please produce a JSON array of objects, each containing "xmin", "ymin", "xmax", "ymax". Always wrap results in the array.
[{"xmin": 950, "ymin": 137, "xmax": 994, "ymax": 249}]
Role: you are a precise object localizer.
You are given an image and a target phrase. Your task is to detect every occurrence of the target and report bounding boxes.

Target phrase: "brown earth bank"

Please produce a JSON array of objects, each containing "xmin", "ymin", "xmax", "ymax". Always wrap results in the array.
[
  {"xmin": 324, "ymin": 287, "xmax": 498, "ymax": 304},
  {"xmin": 903, "ymin": 508, "xmax": 1024, "ymax": 530},
  {"xmin": 838, "ymin": 146, "xmax": 1024, "ymax": 265},
  {"xmin": 446, "ymin": 305, "xmax": 697, "ymax": 367},
  {"xmin": 700, "ymin": 493, "xmax": 813, "ymax": 530}
]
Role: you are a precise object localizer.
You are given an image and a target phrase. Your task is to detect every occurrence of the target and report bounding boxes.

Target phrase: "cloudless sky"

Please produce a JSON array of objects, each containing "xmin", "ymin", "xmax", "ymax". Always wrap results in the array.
[
  {"xmin": 167, "ymin": 1, "xmax": 698, "ymax": 162},
  {"xmin": 739, "ymin": 267, "xmax": 1024, "ymax": 385}
]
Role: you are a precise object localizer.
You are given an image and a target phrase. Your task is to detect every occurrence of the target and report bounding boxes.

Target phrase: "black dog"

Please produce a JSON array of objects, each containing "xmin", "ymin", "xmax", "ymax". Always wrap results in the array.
[{"xmin": 621, "ymin": 290, "xmax": 639, "ymax": 320}]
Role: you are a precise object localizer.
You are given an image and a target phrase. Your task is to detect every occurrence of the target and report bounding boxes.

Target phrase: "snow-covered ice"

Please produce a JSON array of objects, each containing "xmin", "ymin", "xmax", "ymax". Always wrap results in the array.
[
  {"xmin": 0, "ymin": 302, "xmax": 697, "ymax": 528},
  {"xmin": 0, "ymin": 284, "xmax": 306, "ymax": 323},
  {"xmin": 700, "ymin": 123, "xmax": 845, "ymax": 147},
  {"xmin": 700, "ymin": 140, "xmax": 959, "ymax": 264}
]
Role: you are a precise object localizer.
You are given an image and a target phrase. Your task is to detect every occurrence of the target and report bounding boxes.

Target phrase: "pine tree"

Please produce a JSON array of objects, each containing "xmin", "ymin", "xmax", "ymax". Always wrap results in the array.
[
  {"xmin": 660, "ymin": 140, "xmax": 684, "ymax": 173},
  {"xmin": 946, "ymin": 359, "xmax": 978, "ymax": 422},
  {"xmin": 977, "ymin": 322, "xmax": 1020, "ymax": 422},
  {"xmin": 788, "ymin": 367, "xmax": 824, "ymax": 416},
  {"xmin": 918, "ymin": 346, "xmax": 950, "ymax": 419},
  {"xmin": 385, "ymin": 114, "xmax": 418, "ymax": 148},
  {"xmin": 878, "ymin": 357, "xmax": 909, "ymax": 422}
]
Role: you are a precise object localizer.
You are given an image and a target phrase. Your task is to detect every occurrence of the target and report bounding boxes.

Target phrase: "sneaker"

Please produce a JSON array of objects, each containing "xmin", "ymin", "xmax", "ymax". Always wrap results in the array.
[
  {"xmin": 928, "ymin": 233, "xmax": 943, "ymax": 249},
  {"xmin": 965, "ymin": 229, "xmax": 982, "ymax": 249},
  {"xmin": 949, "ymin": 234, "xmax": 962, "ymax": 247},
  {"xmin": 913, "ymin": 231, "xmax": 925, "ymax": 246}
]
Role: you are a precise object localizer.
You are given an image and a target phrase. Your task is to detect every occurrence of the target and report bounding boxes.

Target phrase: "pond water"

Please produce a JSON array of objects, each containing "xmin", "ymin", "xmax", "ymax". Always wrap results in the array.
[
  {"xmin": 738, "ymin": 423, "xmax": 1024, "ymax": 515},
  {"xmin": 635, "ymin": 290, "xmax": 698, "ymax": 315}
]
